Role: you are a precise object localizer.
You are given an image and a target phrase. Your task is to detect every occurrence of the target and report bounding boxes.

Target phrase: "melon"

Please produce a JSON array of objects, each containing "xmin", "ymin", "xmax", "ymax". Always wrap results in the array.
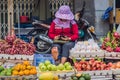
[{"xmin": 39, "ymin": 72, "xmax": 54, "ymax": 80}]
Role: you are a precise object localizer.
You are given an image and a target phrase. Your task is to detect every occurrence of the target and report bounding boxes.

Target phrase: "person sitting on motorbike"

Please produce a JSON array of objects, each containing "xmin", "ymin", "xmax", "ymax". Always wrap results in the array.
[{"xmin": 48, "ymin": 5, "xmax": 79, "ymax": 64}]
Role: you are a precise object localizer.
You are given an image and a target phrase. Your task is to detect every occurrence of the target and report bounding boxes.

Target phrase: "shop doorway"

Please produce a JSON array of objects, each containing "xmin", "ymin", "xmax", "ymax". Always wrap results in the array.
[{"xmin": 33, "ymin": 0, "xmax": 74, "ymax": 23}]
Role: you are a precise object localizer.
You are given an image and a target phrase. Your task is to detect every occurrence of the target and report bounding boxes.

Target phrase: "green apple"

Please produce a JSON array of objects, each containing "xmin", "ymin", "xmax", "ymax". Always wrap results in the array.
[
  {"xmin": 64, "ymin": 62, "xmax": 71, "ymax": 68},
  {"xmin": 57, "ymin": 63, "xmax": 64, "ymax": 71},
  {"xmin": 0, "ymin": 71, "xmax": 6, "ymax": 76},
  {"xmin": 65, "ymin": 65, "xmax": 72, "ymax": 70},
  {"xmin": 7, "ymin": 68, "xmax": 13, "ymax": 72},
  {"xmin": 6, "ymin": 71, "xmax": 12, "ymax": 76},
  {"xmin": 47, "ymin": 64, "xmax": 52, "ymax": 71},
  {"xmin": 0, "ymin": 66, "xmax": 4, "ymax": 72},
  {"xmin": 51, "ymin": 65, "xmax": 57, "ymax": 71},
  {"xmin": 40, "ymin": 65, "xmax": 47, "ymax": 71},
  {"xmin": 39, "ymin": 63, "xmax": 45, "ymax": 68},
  {"xmin": 44, "ymin": 60, "xmax": 51, "ymax": 66}
]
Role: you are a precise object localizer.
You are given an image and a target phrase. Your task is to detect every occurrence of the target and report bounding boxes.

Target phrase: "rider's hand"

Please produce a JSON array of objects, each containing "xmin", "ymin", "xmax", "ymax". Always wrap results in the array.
[{"xmin": 54, "ymin": 35, "xmax": 60, "ymax": 40}]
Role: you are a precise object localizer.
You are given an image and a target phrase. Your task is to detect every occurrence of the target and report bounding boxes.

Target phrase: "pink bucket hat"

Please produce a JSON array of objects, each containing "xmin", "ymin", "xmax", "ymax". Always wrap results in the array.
[{"xmin": 55, "ymin": 5, "xmax": 74, "ymax": 20}]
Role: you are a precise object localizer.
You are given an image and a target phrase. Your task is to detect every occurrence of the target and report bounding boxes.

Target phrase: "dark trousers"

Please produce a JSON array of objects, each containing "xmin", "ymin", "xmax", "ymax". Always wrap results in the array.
[{"xmin": 52, "ymin": 42, "xmax": 75, "ymax": 58}]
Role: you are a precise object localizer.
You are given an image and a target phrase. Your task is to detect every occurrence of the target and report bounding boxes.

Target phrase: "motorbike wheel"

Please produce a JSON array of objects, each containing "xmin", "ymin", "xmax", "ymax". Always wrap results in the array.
[{"xmin": 33, "ymin": 34, "xmax": 52, "ymax": 54}]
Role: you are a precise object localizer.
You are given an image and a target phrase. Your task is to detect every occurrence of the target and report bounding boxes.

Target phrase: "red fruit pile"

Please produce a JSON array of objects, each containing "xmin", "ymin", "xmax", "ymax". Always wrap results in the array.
[
  {"xmin": 101, "ymin": 30, "xmax": 120, "ymax": 52},
  {"xmin": 0, "ymin": 29, "xmax": 36, "ymax": 55},
  {"xmin": 74, "ymin": 58, "xmax": 112, "ymax": 71}
]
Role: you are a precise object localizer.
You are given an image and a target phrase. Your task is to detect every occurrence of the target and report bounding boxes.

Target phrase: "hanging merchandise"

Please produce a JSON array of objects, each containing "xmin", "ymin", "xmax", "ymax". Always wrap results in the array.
[{"xmin": 102, "ymin": 7, "xmax": 113, "ymax": 20}]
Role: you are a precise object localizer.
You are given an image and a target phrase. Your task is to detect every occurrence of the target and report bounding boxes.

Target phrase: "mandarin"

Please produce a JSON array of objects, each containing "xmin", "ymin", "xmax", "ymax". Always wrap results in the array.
[
  {"xmin": 12, "ymin": 70, "xmax": 19, "ymax": 76},
  {"xmin": 30, "ymin": 69, "xmax": 37, "ymax": 75},
  {"xmin": 23, "ymin": 61, "xmax": 30, "ymax": 66},
  {"xmin": 24, "ymin": 70, "xmax": 30, "ymax": 75},
  {"xmin": 19, "ymin": 71, "xmax": 24, "ymax": 76}
]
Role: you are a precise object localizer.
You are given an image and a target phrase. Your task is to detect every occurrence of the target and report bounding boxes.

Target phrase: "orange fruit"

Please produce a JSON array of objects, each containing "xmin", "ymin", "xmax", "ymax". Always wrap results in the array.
[
  {"xmin": 30, "ymin": 69, "xmax": 37, "ymax": 75},
  {"xmin": 19, "ymin": 71, "xmax": 24, "ymax": 76},
  {"xmin": 26, "ymin": 65, "xmax": 32, "ymax": 70},
  {"xmin": 31, "ymin": 66, "xmax": 36, "ymax": 69},
  {"xmin": 12, "ymin": 70, "xmax": 19, "ymax": 76},
  {"xmin": 16, "ymin": 63, "xmax": 22, "ymax": 66},
  {"xmin": 21, "ymin": 65, "xmax": 26, "ymax": 70},
  {"xmin": 24, "ymin": 70, "xmax": 30, "ymax": 75},
  {"xmin": 23, "ymin": 61, "xmax": 30, "ymax": 66},
  {"xmin": 29, "ymin": 69, "xmax": 33, "ymax": 75},
  {"xmin": 13, "ymin": 66, "xmax": 20, "ymax": 71}
]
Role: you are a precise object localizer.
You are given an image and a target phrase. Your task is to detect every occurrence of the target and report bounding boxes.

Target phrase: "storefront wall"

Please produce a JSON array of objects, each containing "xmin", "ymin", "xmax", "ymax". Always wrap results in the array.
[
  {"xmin": 74, "ymin": 0, "xmax": 95, "ymax": 26},
  {"xmin": 94, "ymin": 0, "xmax": 110, "ymax": 38}
]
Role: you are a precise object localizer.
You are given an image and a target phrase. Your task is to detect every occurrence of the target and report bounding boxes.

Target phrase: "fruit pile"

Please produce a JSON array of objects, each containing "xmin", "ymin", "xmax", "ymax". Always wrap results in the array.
[
  {"xmin": 12, "ymin": 61, "xmax": 37, "ymax": 76},
  {"xmin": 71, "ymin": 73, "xmax": 91, "ymax": 80},
  {"xmin": 0, "ymin": 66, "xmax": 12, "ymax": 76},
  {"xmin": 0, "ymin": 29, "xmax": 36, "ymax": 55},
  {"xmin": 111, "ymin": 62, "xmax": 120, "ymax": 69},
  {"xmin": 74, "ymin": 58, "xmax": 112, "ymax": 71},
  {"xmin": 70, "ymin": 40, "xmax": 102, "ymax": 53},
  {"xmin": 39, "ymin": 60, "xmax": 73, "ymax": 71},
  {"xmin": 101, "ymin": 27, "xmax": 120, "ymax": 52}
]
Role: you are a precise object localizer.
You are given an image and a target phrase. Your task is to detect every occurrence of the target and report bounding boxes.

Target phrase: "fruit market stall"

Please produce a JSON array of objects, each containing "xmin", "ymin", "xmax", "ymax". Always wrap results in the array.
[
  {"xmin": 0, "ymin": 30, "xmax": 120, "ymax": 80},
  {"xmin": 0, "ymin": 29, "xmax": 38, "ymax": 79},
  {"xmin": 0, "ymin": 61, "xmax": 37, "ymax": 80}
]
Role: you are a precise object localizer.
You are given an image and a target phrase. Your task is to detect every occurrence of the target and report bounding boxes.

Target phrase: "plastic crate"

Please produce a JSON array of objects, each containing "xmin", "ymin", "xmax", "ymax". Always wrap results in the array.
[{"xmin": 33, "ymin": 53, "xmax": 55, "ymax": 66}]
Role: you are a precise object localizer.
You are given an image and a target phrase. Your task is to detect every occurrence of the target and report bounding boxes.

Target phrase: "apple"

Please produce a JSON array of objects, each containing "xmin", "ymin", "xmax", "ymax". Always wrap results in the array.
[
  {"xmin": 64, "ymin": 62, "xmax": 71, "ymax": 68},
  {"xmin": 39, "ymin": 63, "xmax": 45, "ymax": 68},
  {"xmin": 40, "ymin": 65, "xmax": 47, "ymax": 71},
  {"xmin": 51, "ymin": 65, "xmax": 57, "ymax": 71},
  {"xmin": 6, "ymin": 71, "xmax": 12, "ymax": 76},
  {"xmin": 57, "ymin": 63, "xmax": 64, "ymax": 71},
  {"xmin": 44, "ymin": 60, "xmax": 51, "ymax": 66},
  {"xmin": 0, "ymin": 66, "xmax": 4, "ymax": 72},
  {"xmin": 65, "ymin": 65, "xmax": 72, "ymax": 70},
  {"xmin": 47, "ymin": 64, "xmax": 52, "ymax": 71}
]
